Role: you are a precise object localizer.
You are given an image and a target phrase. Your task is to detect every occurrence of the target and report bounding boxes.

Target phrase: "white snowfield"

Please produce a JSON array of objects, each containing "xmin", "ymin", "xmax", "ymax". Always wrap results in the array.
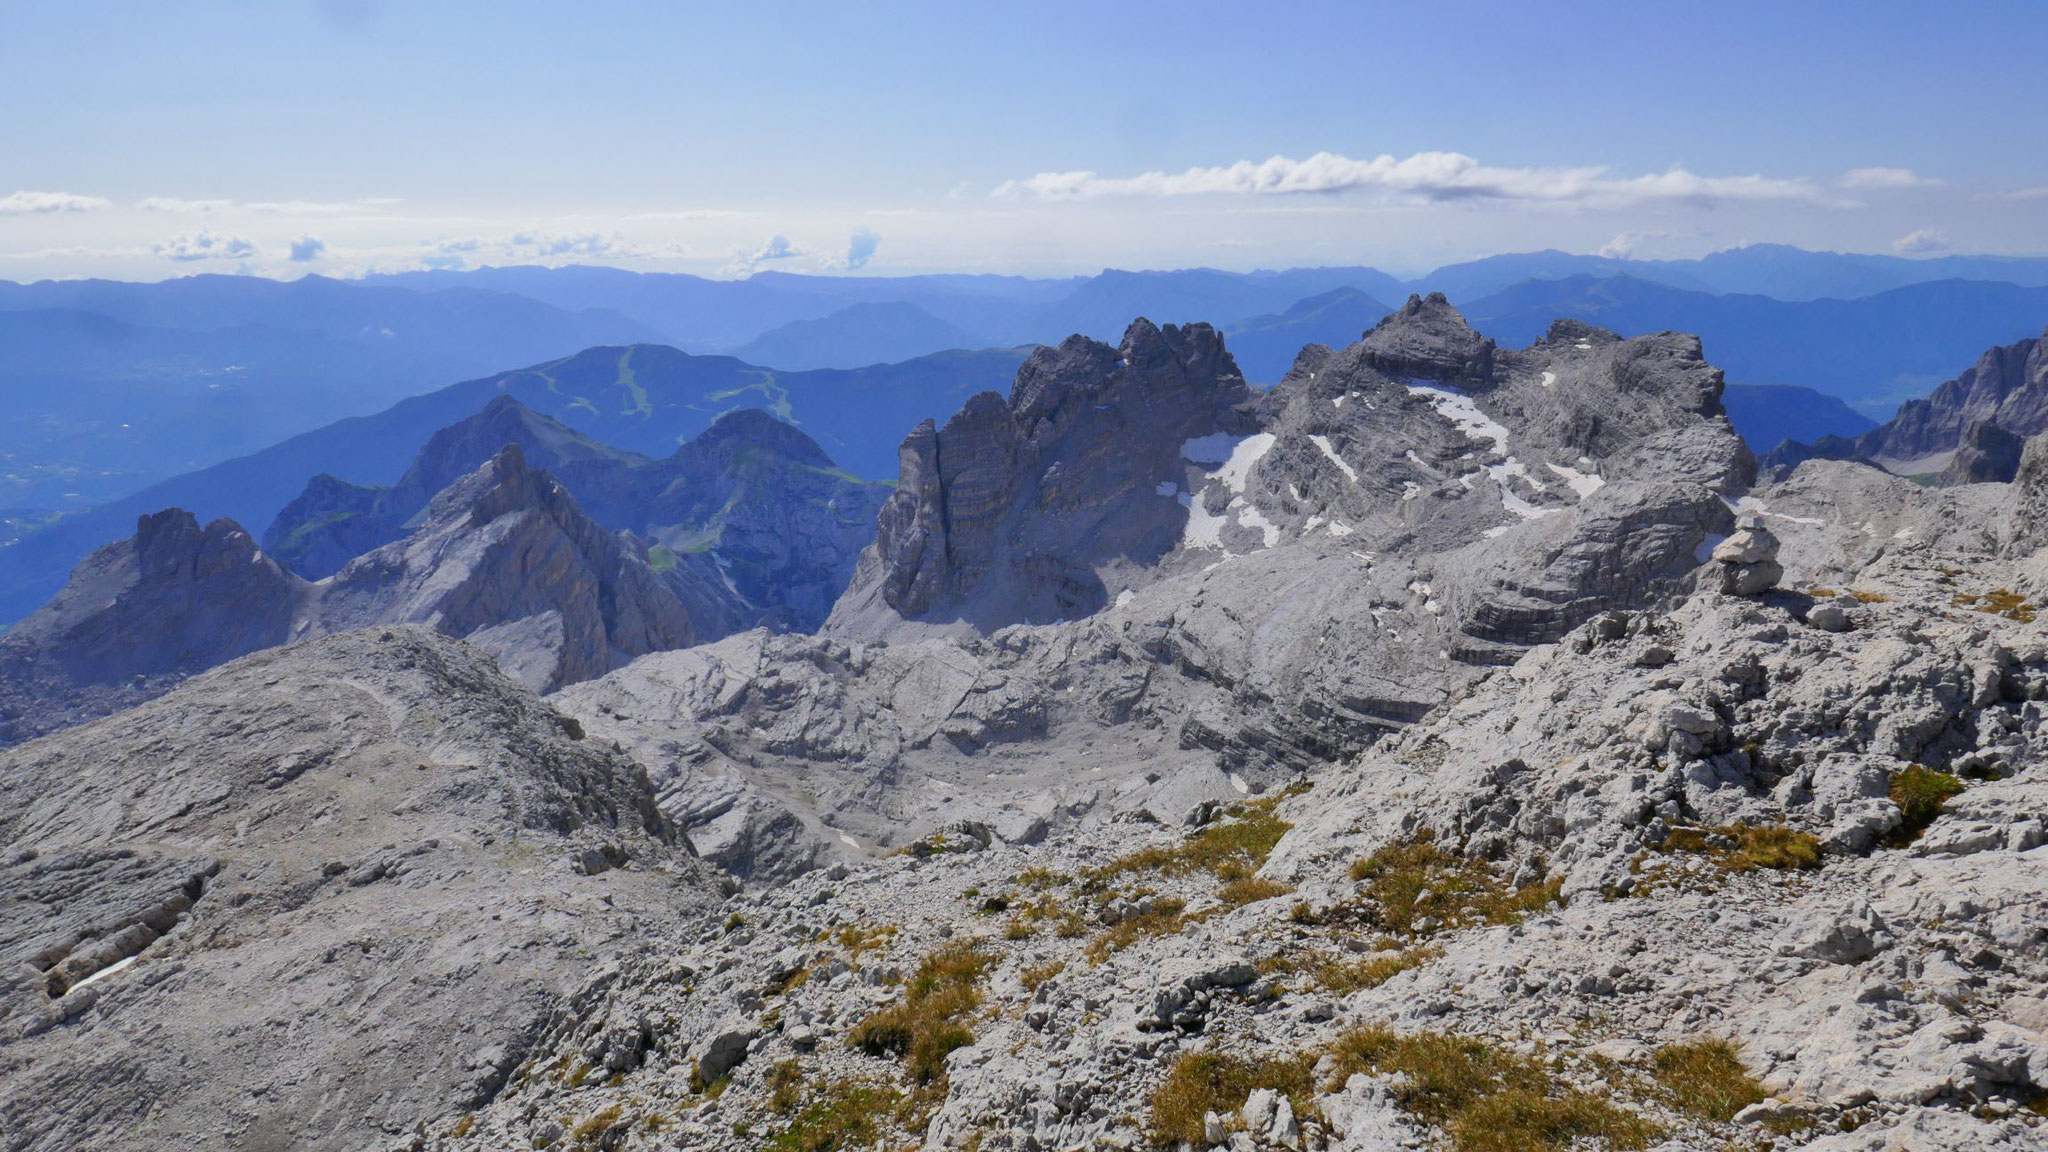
[{"xmin": 1176, "ymin": 432, "xmax": 1280, "ymax": 551}]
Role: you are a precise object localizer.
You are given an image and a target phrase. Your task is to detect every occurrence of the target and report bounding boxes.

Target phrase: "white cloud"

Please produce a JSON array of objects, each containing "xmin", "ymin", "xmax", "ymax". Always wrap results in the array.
[
  {"xmin": 152, "ymin": 231, "xmax": 259, "ymax": 262},
  {"xmin": 1989, "ymin": 186, "xmax": 2048, "ymax": 202},
  {"xmin": 1840, "ymin": 167, "xmax": 1940, "ymax": 189},
  {"xmin": 1598, "ymin": 232, "xmax": 1644, "ymax": 259},
  {"xmin": 139, "ymin": 196, "xmax": 398, "ymax": 215},
  {"xmin": 818, "ymin": 228, "xmax": 881, "ymax": 271},
  {"xmin": 1891, "ymin": 228, "xmax": 1950, "ymax": 254},
  {"xmin": 994, "ymin": 151, "xmax": 1833, "ymax": 208},
  {"xmin": 138, "ymin": 197, "xmax": 236, "ymax": 213},
  {"xmin": 725, "ymin": 233, "xmax": 804, "ymax": 274},
  {"xmin": 509, "ymin": 231, "xmax": 618, "ymax": 258},
  {"xmin": 1596, "ymin": 229, "xmax": 1704, "ymax": 259},
  {"xmin": 0, "ymin": 190, "xmax": 112, "ymax": 214},
  {"xmin": 289, "ymin": 235, "xmax": 326, "ymax": 262}
]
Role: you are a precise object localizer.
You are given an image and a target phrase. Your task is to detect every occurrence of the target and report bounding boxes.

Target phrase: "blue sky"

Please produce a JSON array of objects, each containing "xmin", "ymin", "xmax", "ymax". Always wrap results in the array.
[{"xmin": 3, "ymin": 0, "xmax": 2043, "ymax": 280}]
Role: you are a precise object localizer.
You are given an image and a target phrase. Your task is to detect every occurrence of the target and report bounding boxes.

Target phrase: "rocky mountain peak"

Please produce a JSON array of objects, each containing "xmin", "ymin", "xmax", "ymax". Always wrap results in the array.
[
  {"xmin": 0, "ymin": 434, "xmax": 704, "ymax": 746},
  {"xmin": 1943, "ymin": 418, "xmax": 2028, "ymax": 485},
  {"xmin": 1359, "ymin": 291, "xmax": 1496, "ymax": 386},
  {"xmin": 265, "ymin": 397, "xmax": 646, "ymax": 581},
  {"xmin": 1765, "ymin": 324, "xmax": 2048, "ymax": 479},
  {"xmin": 689, "ymin": 406, "xmax": 835, "ymax": 467},
  {"xmin": 840, "ymin": 318, "xmax": 1255, "ymax": 627},
  {"xmin": 319, "ymin": 443, "xmax": 695, "ymax": 691},
  {"xmin": 265, "ymin": 397, "xmax": 886, "ymax": 642},
  {"xmin": 419, "ymin": 441, "xmax": 544, "ymax": 527},
  {"xmin": 388, "ymin": 396, "xmax": 646, "ymax": 517},
  {"xmin": 132, "ymin": 508, "xmax": 262, "ymax": 583},
  {"xmin": 0, "ymin": 509, "xmax": 306, "ymax": 743}
]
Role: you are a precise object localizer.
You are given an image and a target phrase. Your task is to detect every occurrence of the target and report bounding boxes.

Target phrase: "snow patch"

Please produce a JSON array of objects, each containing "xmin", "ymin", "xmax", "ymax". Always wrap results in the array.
[
  {"xmin": 1408, "ymin": 384, "xmax": 1510, "ymax": 455},
  {"xmin": 1226, "ymin": 772, "xmax": 1251, "ymax": 795},
  {"xmin": 713, "ymin": 556, "xmax": 744, "ymax": 600},
  {"xmin": 1308, "ymin": 434, "xmax": 1359, "ymax": 482},
  {"xmin": 1733, "ymin": 495, "xmax": 1827, "ymax": 526},
  {"xmin": 1211, "ymin": 432, "xmax": 1276, "ymax": 494},
  {"xmin": 1236, "ymin": 502, "xmax": 1280, "ymax": 549},
  {"xmin": 1546, "ymin": 462, "xmax": 1605, "ymax": 498},
  {"xmin": 69, "ymin": 953, "xmax": 142, "ymax": 992},
  {"xmin": 1695, "ymin": 533, "xmax": 1729, "ymax": 564},
  {"xmin": 1540, "ymin": 370, "xmax": 1557, "ymax": 388},
  {"xmin": 1327, "ymin": 521, "xmax": 1354, "ymax": 537},
  {"xmin": 1495, "ymin": 481, "xmax": 1547, "ymax": 520},
  {"xmin": 1179, "ymin": 487, "xmax": 1228, "ymax": 550}
]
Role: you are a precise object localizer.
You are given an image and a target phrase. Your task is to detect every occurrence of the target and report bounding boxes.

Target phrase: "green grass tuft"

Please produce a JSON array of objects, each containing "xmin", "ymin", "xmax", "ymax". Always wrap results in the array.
[
  {"xmin": 1347, "ymin": 832, "xmax": 1561, "ymax": 935},
  {"xmin": 1649, "ymin": 1038, "xmax": 1766, "ymax": 1122},
  {"xmin": 1888, "ymin": 764, "xmax": 1965, "ymax": 844},
  {"xmin": 847, "ymin": 940, "xmax": 993, "ymax": 1087}
]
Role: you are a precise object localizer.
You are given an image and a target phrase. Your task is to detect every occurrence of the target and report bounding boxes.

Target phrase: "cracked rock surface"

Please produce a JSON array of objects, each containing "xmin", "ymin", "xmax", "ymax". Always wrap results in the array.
[{"xmin": 0, "ymin": 627, "xmax": 720, "ymax": 1152}]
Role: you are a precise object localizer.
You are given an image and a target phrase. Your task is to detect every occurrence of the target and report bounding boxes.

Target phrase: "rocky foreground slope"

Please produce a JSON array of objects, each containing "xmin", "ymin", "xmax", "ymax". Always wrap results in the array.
[
  {"xmin": 0, "ymin": 627, "xmax": 722, "ymax": 1152},
  {"xmin": 422, "ymin": 434, "xmax": 2048, "ymax": 1152}
]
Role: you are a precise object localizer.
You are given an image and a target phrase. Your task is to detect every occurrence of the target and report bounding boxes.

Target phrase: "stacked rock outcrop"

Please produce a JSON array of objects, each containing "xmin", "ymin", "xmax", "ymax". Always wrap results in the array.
[{"xmin": 1714, "ymin": 516, "xmax": 1784, "ymax": 595}]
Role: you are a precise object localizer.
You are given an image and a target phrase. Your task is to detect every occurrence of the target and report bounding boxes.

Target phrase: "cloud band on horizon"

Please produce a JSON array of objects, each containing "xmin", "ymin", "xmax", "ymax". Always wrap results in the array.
[
  {"xmin": 0, "ymin": 191, "xmax": 113, "ymax": 215},
  {"xmin": 993, "ymin": 151, "xmax": 1858, "ymax": 208}
]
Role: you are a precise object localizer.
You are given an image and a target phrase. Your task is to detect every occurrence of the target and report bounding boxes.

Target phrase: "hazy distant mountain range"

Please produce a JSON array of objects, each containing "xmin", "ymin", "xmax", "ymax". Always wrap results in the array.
[
  {"xmin": 5, "ymin": 244, "xmax": 2048, "ymax": 625},
  {"xmin": 5, "ymin": 246, "xmax": 2044, "ymax": 507},
  {"xmin": 0, "ymin": 275, "xmax": 658, "ymax": 509},
  {"xmin": 0, "ymin": 344, "xmax": 1025, "ymax": 623}
]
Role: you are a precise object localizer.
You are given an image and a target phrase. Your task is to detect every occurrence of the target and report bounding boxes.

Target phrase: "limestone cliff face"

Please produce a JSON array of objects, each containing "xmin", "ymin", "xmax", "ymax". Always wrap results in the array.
[
  {"xmin": 1941, "ymin": 419, "xmax": 2029, "ymax": 486},
  {"xmin": 2006, "ymin": 428, "xmax": 2048, "ymax": 556},
  {"xmin": 315, "ymin": 444, "xmax": 695, "ymax": 691},
  {"xmin": 600, "ymin": 299, "xmax": 1765, "ymax": 884},
  {"xmin": 1765, "ymin": 326, "xmax": 2048, "ymax": 480},
  {"xmin": 0, "ymin": 511, "xmax": 307, "ymax": 743},
  {"xmin": 844, "ymin": 318, "xmax": 1255, "ymax": 628}
]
